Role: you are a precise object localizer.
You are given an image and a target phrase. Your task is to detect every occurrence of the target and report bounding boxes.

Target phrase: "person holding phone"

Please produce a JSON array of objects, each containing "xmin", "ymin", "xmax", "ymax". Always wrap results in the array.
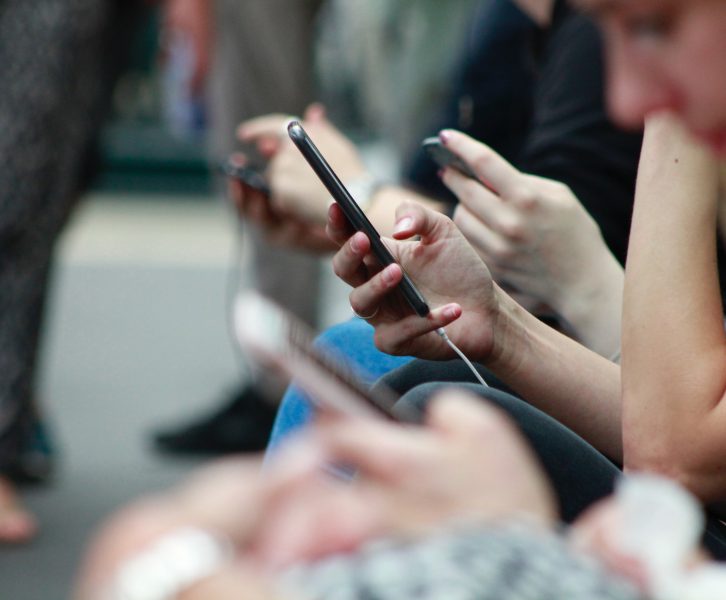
[
  {"xmin": 152, "ymin": 0, "xmax": 326, "ymax": 456},
  {"xmin": 260, "ymin": 0, "xmax": 649, "ymax": 449},
  {"xmin": 325, "ymin": 72, "xmax": 726, "ymax": 562}
]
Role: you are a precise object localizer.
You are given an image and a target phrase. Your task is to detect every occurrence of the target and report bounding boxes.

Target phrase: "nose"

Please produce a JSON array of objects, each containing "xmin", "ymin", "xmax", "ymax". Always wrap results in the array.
[{"xmin": 605, "ymin": 48, "xmax": 683, "ymax": 130}]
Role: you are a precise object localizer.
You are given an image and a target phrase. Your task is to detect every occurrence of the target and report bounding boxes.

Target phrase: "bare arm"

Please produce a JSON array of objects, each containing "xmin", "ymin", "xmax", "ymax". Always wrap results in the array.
[{"xmin": 621, "ymin": 114, "xmax": 726, "ymax": 501}]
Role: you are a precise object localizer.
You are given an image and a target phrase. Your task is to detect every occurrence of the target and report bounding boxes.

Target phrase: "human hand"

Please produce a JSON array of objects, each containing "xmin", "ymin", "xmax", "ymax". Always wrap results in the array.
[
  {"xmin": 238, "ymin": 104, "xmax": 368, "ymax": 225},
  {"xmin": 162, "ymin": 0, "xmax": 213, "ymax": 94},
  {"xmin": 226, "ymin": 153, "xmax": 335, "ymax": 252},
  {"xmin": 440, "ymin": 129, "xmax": 624, "ymax": 356},
  {"xmin": 326, "ymin": 200, "xmax": 499, "ymax": 361},
  {"xmin": 307, "ymin": 392, "xmax": 558, "ymax": 537}
]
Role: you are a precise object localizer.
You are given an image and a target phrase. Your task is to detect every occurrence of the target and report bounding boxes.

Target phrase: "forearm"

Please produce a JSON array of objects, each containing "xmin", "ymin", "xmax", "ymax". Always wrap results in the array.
[
  {"xmin": 486, "ymin": 286, "xmax": 623, "ymax": 461},
  {"xmin": 622, "ymin": 114, "xmax": 725, "ymax": 491},
  {"xmin": 555, "ymin": 247, "xmax": 624, "ymax": 360}
]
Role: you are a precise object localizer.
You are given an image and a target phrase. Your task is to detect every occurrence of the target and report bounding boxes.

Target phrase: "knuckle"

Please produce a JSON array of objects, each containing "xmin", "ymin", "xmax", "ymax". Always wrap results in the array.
[
  {"xmin": 501, "ymin": 218, "xmax": 526, "ymax": 241},
  {"xmin": 511, "ymin": 187, "xmax": 537, "ymax": 210},
  {"xmin": 471, "ymin": 149, "xmax": 495, "ymax": 176}
]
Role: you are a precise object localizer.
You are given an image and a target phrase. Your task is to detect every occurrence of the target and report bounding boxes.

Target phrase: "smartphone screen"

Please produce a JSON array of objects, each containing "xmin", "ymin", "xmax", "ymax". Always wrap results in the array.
[
  {"xmin": 220, "ymin": 159, "xmax": 271, "ymax": 197},
  {"xmin": 234, "ymin": 292, "xmax": 417, "ymax": 422},
  {"xmin": 287, "ymin": 121, "xmax": 430, "ymax": 317},
  {"xmin": 422, "ymin": 137, "xmax": 478, "ymax": 180}
]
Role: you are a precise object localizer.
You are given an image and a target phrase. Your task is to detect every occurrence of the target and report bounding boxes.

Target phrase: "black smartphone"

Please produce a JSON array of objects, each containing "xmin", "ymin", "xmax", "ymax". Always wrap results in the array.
[
  {"xmin": 234, "ymin": 292, "xmax": 419, "ymax": 422},
  {"xmin": 287, "ymin": 121, "xmax": 430, "ymax": 318},
  {"xmin": 422, "ymin": 136, "xmax": 478, "ymax": 180},
  {"xmin": 220, "ymin": 158, "xmax": 271, "ymax": 197}
]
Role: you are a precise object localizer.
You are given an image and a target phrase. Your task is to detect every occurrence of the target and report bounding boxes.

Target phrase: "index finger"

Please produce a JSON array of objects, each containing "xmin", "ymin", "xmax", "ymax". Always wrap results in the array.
[
  {"xmin": 311, "ymin": 418, "xmax": 432, "ymax": 483},
  {"xmin": 326, "ymin": 202, "xmax": 355, "ymax": 247},
  {"xmin": 439, "ymin": 130, "xmax": 524, "ymax": 198}
]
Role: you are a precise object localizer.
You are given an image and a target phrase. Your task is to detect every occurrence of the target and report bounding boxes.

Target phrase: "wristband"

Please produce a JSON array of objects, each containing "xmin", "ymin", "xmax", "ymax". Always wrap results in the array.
[{"xmin": 105, "ymin": 527, "xmax": 233, "ymax": 600}]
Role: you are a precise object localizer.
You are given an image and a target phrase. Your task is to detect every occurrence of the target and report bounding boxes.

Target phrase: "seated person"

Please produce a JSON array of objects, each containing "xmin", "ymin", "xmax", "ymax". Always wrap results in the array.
[
  {"xmin": 234, "ymin": 0, "xmax": 653, "ymax": 447},
  {"xmin": 326, "ymin": 113, "xmax": 726, "ymax": 558},
  {"xmin": 76, "ymin": 392, "xmax": 722, "ymax": 600}
]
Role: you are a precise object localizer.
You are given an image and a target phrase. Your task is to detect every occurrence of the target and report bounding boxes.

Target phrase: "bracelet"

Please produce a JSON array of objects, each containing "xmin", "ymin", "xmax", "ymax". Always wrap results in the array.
[{"xmin": 105, "ymin": 527, "xmax": 234, "ymax": 600}]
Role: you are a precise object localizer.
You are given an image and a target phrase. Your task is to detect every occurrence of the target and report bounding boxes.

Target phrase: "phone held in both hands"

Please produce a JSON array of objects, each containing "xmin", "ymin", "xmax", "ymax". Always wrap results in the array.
[
  {"xmin": 287, "ymin": 120, "xmax": 431, "ymax": 318},
  {"xmin": 234, "ymin": 292, "xmax": 417, "ymax": 423}
]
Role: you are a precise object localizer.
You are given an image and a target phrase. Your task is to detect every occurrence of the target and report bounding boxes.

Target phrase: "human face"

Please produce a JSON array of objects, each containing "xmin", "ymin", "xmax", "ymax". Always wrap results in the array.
[{"xmin": 575, "ymin": 0, "xmax": 726, "ymax": 153}]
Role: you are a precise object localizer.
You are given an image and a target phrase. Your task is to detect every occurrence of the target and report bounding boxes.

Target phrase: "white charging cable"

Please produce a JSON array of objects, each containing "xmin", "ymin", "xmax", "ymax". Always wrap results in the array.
[{"xmin": 436, "ymin": 327, "xmax": 489, "ymax": 388}]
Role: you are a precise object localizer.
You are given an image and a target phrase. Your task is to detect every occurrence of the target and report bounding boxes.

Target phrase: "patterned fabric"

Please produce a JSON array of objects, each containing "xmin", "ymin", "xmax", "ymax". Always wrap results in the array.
[
  {"xmin": 281, "ymin": 523, "xmax": 645, "ymax": 600},
  {"xmin": 0, "ymin": 0, "xmax": 112, "ymax": 471}
]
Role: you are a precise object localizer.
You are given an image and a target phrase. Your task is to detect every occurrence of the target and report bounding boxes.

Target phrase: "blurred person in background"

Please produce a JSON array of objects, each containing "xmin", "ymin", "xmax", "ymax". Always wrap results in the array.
[
  {"xmin": 152, "ymin": 0, "xmax": 478, "ymax": 455},
  {"xmin": 0, "ymin": 0, "xmax": 146, "ymax": 543},
  {"xmin": 150, "ymin": 0, "xmax": 324, "ymax": 456}
]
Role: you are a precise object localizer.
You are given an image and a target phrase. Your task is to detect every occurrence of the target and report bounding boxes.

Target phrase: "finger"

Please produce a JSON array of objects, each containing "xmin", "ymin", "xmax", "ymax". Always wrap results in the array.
[
  {"xmin": 375, "ymin": 304, "xmax": 462, "ymax": 354},
  {"xmin": 424, "ymin": 391, "xmax": 515, "ymax": 441},
  {"xmin": 326, "ymin": 202, "xmax": 355, "ymax": 247},
  {"xmin": 237, "ymin": 114, "xmax": 293, "ymax": 141},
  {"xmin": 348, "ymin": 264, "xmax": 403, "ymax": 318},
  {"xmin": 391, "ymin": 201, "xmax": 455, "ymax": 244},
  {"xmin": 444, "ymin": 169, "xmax": 524, "ymax": 240},
  {"xmin": 439, "ymin": 130, "xmax": 524, "ymax": 198},
  {"xmin": 303, "ymin": 102, "xmax": 326, "ymax": 123},
  {"xmin": 332, "ymin": 231, "xmax": 374, "ymax": 288},
  {"xmin": 452, "ymin": 205, "xmax": 514, "ymax": 261},
  {"xmin": 311, "ymin": 418, "xmax": 432, "ymax": 482},
  {"xmin": 245, "ymin": 191, "xmax": 277, "ymax": 227}
]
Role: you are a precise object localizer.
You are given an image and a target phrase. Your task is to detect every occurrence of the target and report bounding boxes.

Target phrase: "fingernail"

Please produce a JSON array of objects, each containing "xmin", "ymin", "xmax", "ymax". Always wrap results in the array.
[
  {"xmin": 394, "ymin": 217, "xmax": 413, "ymax": 235},
  {"xmin": 439, "ymin": 130, "xmax": 453, "ymax": 145},
  {"xmin": 443, "ymin": 304, "xmax": 460, "ymax": 319}
]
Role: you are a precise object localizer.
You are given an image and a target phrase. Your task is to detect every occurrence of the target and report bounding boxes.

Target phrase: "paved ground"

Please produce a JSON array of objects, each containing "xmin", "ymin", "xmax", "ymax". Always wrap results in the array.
[{"xmin": 0, "ymin": 193, "xmax": 348, "ymax": 599}]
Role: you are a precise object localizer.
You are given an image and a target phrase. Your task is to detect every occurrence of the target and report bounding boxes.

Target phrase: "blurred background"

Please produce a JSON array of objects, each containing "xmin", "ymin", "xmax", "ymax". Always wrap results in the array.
[{"xmin": 0, "ymin": 1, "xmax": 474, "ymax": 596}]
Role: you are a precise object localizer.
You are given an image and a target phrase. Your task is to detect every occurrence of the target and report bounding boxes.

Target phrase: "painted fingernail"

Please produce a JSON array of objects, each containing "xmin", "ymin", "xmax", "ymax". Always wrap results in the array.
[
  {"xmin": 439, "ymin": 130, "xmax": 453, "ymax": 145},
  {"xmin": 394, "ymin": 217, "xmax": 413, "ymax": 235},
  {"xmin": 443, "ymin": 304, "xmax": 460, "ymax": 319}
]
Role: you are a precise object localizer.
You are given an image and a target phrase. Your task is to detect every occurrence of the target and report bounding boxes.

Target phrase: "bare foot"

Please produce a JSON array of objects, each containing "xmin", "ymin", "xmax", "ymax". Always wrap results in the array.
[{"xmin": 0, "ymin": 476, "xmax": 37, "ymax": 543}]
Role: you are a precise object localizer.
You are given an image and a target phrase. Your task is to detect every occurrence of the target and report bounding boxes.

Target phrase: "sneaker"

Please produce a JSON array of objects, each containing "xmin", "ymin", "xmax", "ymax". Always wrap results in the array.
[{"xmin": 151, "ymin": 384, "xmax": 277, "ymax": 455}]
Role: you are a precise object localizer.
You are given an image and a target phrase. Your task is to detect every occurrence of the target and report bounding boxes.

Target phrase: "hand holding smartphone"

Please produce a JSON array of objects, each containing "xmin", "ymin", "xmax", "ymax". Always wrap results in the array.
[
  {"xmin": 220, "ymin": 157, "xmax": 271, "ymax": 197},
  {"xmin": 422, "ymin": 136, "xmax": 478, "ymax": 180},
  {"xmin": 287, "ymin": 121, "xmax": 430, "ymax": 317}
]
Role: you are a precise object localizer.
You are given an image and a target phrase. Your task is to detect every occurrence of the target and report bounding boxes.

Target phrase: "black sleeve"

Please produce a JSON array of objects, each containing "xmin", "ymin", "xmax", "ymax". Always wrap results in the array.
[
  {"xmin": 517, "ymin": 9, "xmax": 642, "ymax": 265},
  {"xmin": 402, "ymin": 0, "xmax": 538, "ymax": 203}
]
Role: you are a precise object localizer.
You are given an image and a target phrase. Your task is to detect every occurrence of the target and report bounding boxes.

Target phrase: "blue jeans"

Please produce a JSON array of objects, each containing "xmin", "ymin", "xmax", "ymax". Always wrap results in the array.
[{"xmin": 266, "ymin": 317, "xmax": 413, "ymax": 452}]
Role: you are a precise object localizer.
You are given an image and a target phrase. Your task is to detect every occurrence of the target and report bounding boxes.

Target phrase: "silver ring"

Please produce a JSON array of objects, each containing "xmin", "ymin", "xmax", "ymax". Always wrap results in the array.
[{"xmin": 352, "ymin": 306, "xmax": 379, "ymax": 320}]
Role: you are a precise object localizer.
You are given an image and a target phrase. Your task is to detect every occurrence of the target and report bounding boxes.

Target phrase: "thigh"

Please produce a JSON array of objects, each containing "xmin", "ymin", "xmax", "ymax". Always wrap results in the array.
[
  {"xmin": 396, "ymin": 381, "xmax": 621, "ymax": 523},
  {"xmin": 374, "ymin": 358, "xmax": 513, "ymax": 397}
]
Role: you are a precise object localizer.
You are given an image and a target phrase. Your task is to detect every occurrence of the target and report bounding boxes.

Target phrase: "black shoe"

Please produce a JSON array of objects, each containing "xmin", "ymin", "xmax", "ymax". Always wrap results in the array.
[
  {"xmin": 152, "ymin": 385, "xmax": 278, "ymax": 455},
  {"xmin": 3, "ymin": 414, "xmax": 57, "ymax": 486}
]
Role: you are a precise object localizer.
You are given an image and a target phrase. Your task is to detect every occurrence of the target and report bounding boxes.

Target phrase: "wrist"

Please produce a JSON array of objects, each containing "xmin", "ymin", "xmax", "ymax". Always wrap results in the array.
[
  {"xmin": 551, "ymin": 251, "xmax": 624, "ymax": 359},
  {"xmin": 340, "ymin": 173, "xmax": 386, "ymax": 213}
]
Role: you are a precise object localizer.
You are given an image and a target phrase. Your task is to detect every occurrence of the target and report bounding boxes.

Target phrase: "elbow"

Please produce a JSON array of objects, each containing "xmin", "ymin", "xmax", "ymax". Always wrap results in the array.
[{"xmin": 623, "ymin": 430, "xmax": 722, "ymax": 503}]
